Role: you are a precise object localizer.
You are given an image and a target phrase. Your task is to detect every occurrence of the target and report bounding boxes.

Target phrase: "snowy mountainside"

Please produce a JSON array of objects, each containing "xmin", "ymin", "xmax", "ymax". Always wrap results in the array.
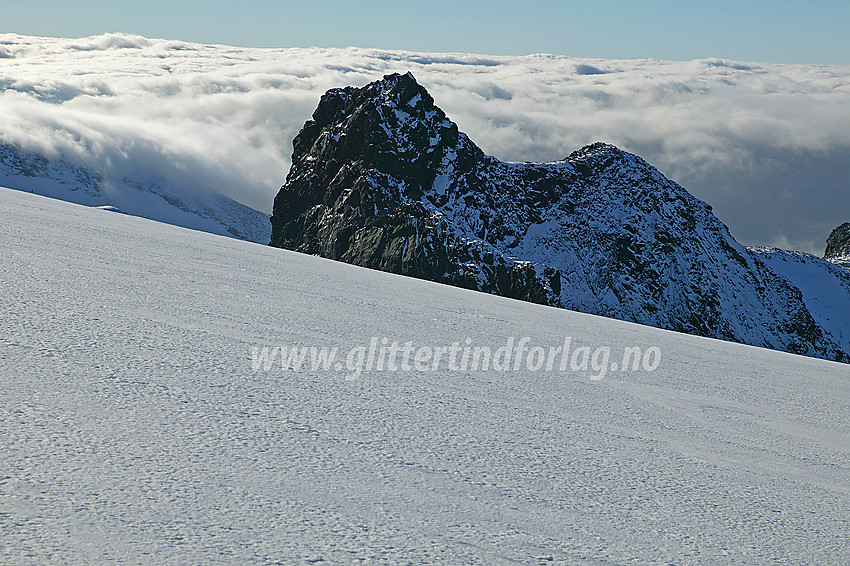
[
  {"xmin": 751, "ymin": 248, "xmax": 850, "ymax": 347},
  {"xmin": 271, "ymin": 72, "xmax": 850, "ymax": 363},
  {"xmin": 0, "ymin": 144, "xmax": 270, "ymax": 243},
  {"xmin": 3, "ymin": 188, "xmax": 850, "ymax": 564}
]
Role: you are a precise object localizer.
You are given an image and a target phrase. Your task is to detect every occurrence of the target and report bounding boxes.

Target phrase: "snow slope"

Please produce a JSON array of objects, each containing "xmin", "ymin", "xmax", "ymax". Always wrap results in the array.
[
  {"xmin": 2, "ymin": 188, "xmax": 849, "ymax": 564},
  {"xmin": 0, "ymin": 144, "xmax": 271, "ymax": 244},
  {"xmin": 753, "ymin": 248, "xmax": 850, "ymax": 348}
]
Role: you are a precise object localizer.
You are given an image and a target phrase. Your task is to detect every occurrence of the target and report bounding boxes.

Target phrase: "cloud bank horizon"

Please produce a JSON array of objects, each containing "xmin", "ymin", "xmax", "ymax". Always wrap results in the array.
[{"xmin": 2, "ymin": 32, "xmax": 849, "ymax": 254}]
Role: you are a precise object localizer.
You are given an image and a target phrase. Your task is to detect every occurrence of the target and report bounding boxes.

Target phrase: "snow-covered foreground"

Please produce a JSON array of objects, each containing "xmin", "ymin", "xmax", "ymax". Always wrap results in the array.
[{"xmin": 2, "ymin": 188, "xmax": 849, "ymax": 565}]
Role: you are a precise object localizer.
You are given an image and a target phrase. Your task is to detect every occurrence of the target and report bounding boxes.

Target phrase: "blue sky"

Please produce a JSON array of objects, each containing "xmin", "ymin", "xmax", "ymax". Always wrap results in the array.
[{"xmin": 3, "ymin": 0, "xmax": 848, "ymax": 64}]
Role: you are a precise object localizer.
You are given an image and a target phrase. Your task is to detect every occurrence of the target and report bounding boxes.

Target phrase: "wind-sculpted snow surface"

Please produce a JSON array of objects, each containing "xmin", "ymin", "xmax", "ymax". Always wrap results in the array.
[
  {"xmin": 3, "ymin": 188, "xmax": 850, "ymax": 564},
  {"xmin": 272, "ymin": 73, "xmax": 850, "ymax": 363}
]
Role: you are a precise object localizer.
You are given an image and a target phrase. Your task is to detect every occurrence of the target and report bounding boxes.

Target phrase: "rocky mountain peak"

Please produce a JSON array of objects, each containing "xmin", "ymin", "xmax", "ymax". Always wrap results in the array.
[
  {"xmin": 280, "ymin": 73, "xmax": 471, "ymax": 222},
  {"xmin": 271, "ymin": 73, "xmax": 850, "ymax": 363},
  {"xmin": 825, "ymin": 222, "xmax": 850, "ymax": 260}
]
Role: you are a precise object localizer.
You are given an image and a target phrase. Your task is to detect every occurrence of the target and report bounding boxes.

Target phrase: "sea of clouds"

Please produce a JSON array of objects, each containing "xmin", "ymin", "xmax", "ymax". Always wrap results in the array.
[{"xmin": 2, "ymin": 32, "xmax": 849, "ymax": 253}]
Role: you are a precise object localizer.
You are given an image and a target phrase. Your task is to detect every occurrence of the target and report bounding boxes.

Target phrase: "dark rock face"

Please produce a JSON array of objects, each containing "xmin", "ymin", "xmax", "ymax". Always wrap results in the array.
[
  {"xmin": 271, "ymin": 72, "xmax": 850, "ymax": 362},
  {"xmin": 271, "ymin": 72, "xmax": 560, "ymax": 305},
  {"xmin": 825, "ymin": 223, "xmax": 850, "ymax": 259}
]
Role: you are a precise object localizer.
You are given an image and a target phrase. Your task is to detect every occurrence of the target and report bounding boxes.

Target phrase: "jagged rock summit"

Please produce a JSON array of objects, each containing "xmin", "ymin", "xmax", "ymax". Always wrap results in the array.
[
  {"xmin": 825, "ymin": 222, "xmax": 850, "ymax": 267},
  {"xmin": 271, "ymin": 72, "xmax": 850, "ymax": 362}
]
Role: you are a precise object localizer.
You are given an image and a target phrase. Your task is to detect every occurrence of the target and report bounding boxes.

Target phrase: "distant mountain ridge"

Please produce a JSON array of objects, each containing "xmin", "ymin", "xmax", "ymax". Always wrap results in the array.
[
  {"xmin": 0, "ymin": 144, "xmax": 271, "ymax": 244},
  {"xmin": 269, "ymin": 72, "xmax": 850, "ymax": 362}
]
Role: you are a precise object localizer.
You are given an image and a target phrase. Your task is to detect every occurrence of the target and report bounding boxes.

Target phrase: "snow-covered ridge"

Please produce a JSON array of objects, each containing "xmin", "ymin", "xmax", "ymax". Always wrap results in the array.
[
  {"xmin": 0, "ymin": 144, "xmax": 270, "ymax": 243},
  {"xmin": 272, "ymin": 73, "xmax": 850, "ymax": 363},
  {"xmin": 751, "ymin": 247, "xmax": 850, "ymax": 348},
  {"xmin": 3, "ymin": 188, "xmax": 850, "ymax": 564}
]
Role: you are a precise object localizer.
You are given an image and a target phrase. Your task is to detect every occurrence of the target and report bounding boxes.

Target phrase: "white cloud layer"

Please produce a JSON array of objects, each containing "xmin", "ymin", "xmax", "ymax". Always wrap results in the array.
[{"xmin": 2, "ymin": 33, "xmax": 850, "ymax": 253}]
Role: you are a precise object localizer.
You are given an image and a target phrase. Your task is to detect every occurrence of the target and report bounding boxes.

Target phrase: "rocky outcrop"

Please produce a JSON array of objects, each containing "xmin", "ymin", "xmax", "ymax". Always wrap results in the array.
[
  {"xmin": 825, "ymin": 223, "xmax": 850, "ymax": 259},
  {"xmin": 271, "ymin": 72, "xmax": 850, "ymax": 362},
  {"xmin": 270, "ymin": 72, "xmax": 560, "ymax": 305}
]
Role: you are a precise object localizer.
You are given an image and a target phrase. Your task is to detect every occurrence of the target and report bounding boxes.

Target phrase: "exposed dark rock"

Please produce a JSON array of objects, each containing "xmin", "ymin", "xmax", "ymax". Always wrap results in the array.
[
  {"xmin": 825, "ymin": 222, "xmax": 850, "ymax": 259},
  {"xmin": 271, "ymin": 73, "xmax": 850, "ymax": 363}
]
